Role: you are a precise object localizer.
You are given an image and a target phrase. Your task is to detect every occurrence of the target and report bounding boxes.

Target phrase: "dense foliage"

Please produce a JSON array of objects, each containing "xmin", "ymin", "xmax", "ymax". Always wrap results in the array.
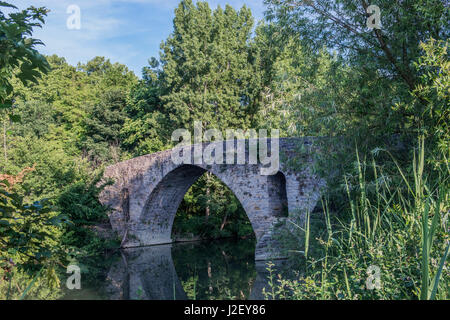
[
  {"xmin": 0, "ymin": 2, "xmax": 50, "ymax": 112},
  {"xmin": 267, "ymin": 141, "xmax": 449, "ymax": 299},
  {"xmin": 0, "ymin": 0, "xmax": 448, "ymax": 300},
  {"xmin": 261, "ymin": 0, "xmax": 449, "ymax": 300}
]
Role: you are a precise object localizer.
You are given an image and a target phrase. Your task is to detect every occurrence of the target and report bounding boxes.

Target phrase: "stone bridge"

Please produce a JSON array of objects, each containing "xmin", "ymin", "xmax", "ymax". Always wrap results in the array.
[{"xmin": 99, "ymin": 138, "xmax": 323, "ymax": 260}]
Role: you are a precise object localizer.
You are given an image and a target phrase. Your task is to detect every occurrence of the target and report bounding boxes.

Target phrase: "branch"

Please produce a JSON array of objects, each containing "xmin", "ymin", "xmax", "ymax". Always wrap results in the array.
[{"xmin": 359, "ymin": 0, "xmax": 418, "ymax": 92}]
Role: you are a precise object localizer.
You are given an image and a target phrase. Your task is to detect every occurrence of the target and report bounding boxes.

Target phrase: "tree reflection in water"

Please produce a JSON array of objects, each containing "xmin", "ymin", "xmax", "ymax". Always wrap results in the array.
[{"xmin": 104, "ymin": 238, "xmax": 288, "ymax": 300}]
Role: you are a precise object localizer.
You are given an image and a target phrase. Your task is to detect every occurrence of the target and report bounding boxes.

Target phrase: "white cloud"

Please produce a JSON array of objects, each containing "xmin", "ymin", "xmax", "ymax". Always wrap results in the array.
[{"xmin": 10, "ymin": 0, "xmax": 266, "ymax": 75}]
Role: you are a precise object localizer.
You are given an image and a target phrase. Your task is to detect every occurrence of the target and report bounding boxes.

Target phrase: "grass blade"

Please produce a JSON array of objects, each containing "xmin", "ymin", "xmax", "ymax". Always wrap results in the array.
[
  {"xmin": 429, "ymin": 241, "xmax": 450, "ymax": 300},
  {"xmin": 20, "ymin": 267, "xmax": 43, "ymax": 300}
]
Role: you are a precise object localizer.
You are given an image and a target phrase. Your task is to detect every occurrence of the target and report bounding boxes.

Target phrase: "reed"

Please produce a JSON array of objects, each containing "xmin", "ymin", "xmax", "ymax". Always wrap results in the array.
[{"xmin": 266, "ymin": 138, "xmax": 449, "ymax": 300}]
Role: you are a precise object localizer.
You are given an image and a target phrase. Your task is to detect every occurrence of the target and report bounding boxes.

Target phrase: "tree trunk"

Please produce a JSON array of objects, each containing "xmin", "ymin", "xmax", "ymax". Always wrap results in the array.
[
  {"xmin": 3, "ymin": 119, "xmax": 7, "ymax": 166},
  {"xmin": 205, "ymin": 173, "xmax": 211, "ymax": 222},
  {"xmin": 220, "ymin": 213, "xmax": 228, "ymax": 231},
  {"xmin": 208, "ymin": 261, "xmax": 213, "ymax": 293}
]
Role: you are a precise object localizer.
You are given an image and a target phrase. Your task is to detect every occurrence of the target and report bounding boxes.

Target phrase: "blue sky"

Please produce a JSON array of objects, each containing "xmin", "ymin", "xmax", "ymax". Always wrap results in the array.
[{"xmin": 12, "ymin": 1, "xmax": 266, "ymax": 77}]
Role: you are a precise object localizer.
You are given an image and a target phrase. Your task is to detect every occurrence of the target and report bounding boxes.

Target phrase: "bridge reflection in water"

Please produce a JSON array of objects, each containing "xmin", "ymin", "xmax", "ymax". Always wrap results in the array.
[{"xmin": 104, "ymin": 239, "xmax": 288, "ymax": 300}]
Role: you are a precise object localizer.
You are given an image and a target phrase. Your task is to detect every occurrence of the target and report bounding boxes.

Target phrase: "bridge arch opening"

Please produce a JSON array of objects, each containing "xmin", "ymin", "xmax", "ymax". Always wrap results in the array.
[
  {"xmin": 268, "ymin": 171, "xmax": 289, "ymax": 218},
  {"xmin": 139, "ymin": 164, "xmax": 256, "ymax": 244},
  {"xmin": 172, "ymin": 171, "xmax": 255, "ymax": 241}
]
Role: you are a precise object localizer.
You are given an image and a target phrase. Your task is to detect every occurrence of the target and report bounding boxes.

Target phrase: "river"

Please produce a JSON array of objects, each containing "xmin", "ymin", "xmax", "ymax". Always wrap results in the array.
[{"xmin": 62, "ymin": 238, "xmax": 292, "ymax": 300}]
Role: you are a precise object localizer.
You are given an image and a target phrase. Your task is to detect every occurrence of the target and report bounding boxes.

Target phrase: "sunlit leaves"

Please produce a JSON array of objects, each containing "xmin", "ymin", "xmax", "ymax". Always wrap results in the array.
[
  {"xmin": 0, "ymin": 183, "xmax": 69, "ymax": 267},
  {"xmin": 0, "ymin": 1, "xmax": 50, "ymax": 109}
]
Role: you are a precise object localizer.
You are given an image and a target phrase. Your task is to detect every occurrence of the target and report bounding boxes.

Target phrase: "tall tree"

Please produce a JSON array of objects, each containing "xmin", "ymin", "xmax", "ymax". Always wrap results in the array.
[
  {"xmin": 264, "ymin": 0, "xmax": 449, "ymax": 139},
  {"xmin": 121, "ymin": 60, "xmax": 170, "ymax": 156},
  {"xmin": 82, "ymin": 89, "xmax": 129, "ymax": 165},
  {"xmin": 0, "ymin": 1, "xmax": 50, "ymax": 169},
  {"xmin": 0, "ymin": 2, "xmax": 50, "ymax": 111},
  {"xmin": 159, "ymin": 0, "xmax": 261, "ymax": 131}
]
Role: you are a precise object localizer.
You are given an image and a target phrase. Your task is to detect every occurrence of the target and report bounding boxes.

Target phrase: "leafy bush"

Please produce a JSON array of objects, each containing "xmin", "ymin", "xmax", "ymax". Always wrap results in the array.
[
  {"xmin": 57, "ymin": 173, "xmax": 116, "ymax": 254},
  {"xmin": 0, "ymin": 267, "xmax": 62, "ymax": 300},
  {"xmin": 0, "ymin": 169, "xmax": 67, "ymax": 299}
]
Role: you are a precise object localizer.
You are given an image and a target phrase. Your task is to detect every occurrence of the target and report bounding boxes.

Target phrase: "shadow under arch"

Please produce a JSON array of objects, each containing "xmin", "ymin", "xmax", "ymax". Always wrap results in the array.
[{"xmin": 268, "ymin": 171, "xmax": 289, "ymax": 218}]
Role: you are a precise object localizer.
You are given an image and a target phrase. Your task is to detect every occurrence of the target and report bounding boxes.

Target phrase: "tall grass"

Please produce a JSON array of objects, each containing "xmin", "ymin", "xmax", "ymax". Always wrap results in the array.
[{"xmin": 265, "ymin": 138, "xmax": 449, "ymax": 300}]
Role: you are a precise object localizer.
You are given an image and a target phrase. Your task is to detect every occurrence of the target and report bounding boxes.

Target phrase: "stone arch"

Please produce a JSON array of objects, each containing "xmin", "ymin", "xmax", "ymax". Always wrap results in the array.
[{"xmin": 137, "ymin": 164, "xmax": 259, "ymax": 245}]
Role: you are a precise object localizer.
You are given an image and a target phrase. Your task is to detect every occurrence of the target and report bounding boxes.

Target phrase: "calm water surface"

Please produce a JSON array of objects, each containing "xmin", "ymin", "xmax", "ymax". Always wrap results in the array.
[{"xmin": 62, "ymin": 238, "xmax": 292, "ymax": 300}]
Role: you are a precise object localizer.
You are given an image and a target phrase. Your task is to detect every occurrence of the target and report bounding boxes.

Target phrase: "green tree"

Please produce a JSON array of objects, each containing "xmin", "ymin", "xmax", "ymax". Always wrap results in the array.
[
  {"xmin": 0, "ymin": 168, "xmax": 67, "ymax": 298},
  {"xmin": 262, "ymin": 0, "xmax": 449, "ymax": 210},
  {"xmin": 254, "ymin": 24, "xmax": 351, "ymax": 137},
  {"xmin": 0, "ymin": 2, "xmax": 50, "ymax": 112},
  {"xmin": 58, "ymin": 173, "xmax": 116, "ymax": 255},
  {"xmin": 264, "ymin": 0, "xmax": 449, "ymax": 140},
  {"xmin": 121, "ymin": 60, "xmax": 170, "ymax": 156},
  {"xmin": 159, "ymin": 0, "xmax": 262, "ymax": 131},
  {"xmin": 82, "ymin": 89, "xmax": 128, "ymax": 165},
  {"xmin": 0, "ymin": 1, "xmax": 50, "ymax": 171},
  {"xmin": 409, "ymin": 39, "xmax": 449, "ymax": 167}
]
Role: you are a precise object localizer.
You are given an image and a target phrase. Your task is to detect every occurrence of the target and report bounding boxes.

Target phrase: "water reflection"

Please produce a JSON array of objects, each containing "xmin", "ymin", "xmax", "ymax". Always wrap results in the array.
[{"xmin": 104, "ymin": 239, "xmax": 287, "ymax": 300}]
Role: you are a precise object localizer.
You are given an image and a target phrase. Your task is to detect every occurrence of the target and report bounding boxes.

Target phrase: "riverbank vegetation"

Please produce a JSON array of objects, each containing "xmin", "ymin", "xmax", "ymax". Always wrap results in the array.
[
  {"xmin": 266, "ymin": 139, "xmax": 449, "ymax": 299},
  {"xmin": 0, "ymin": 0, "xmax": 448, "ymax": 299}
]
